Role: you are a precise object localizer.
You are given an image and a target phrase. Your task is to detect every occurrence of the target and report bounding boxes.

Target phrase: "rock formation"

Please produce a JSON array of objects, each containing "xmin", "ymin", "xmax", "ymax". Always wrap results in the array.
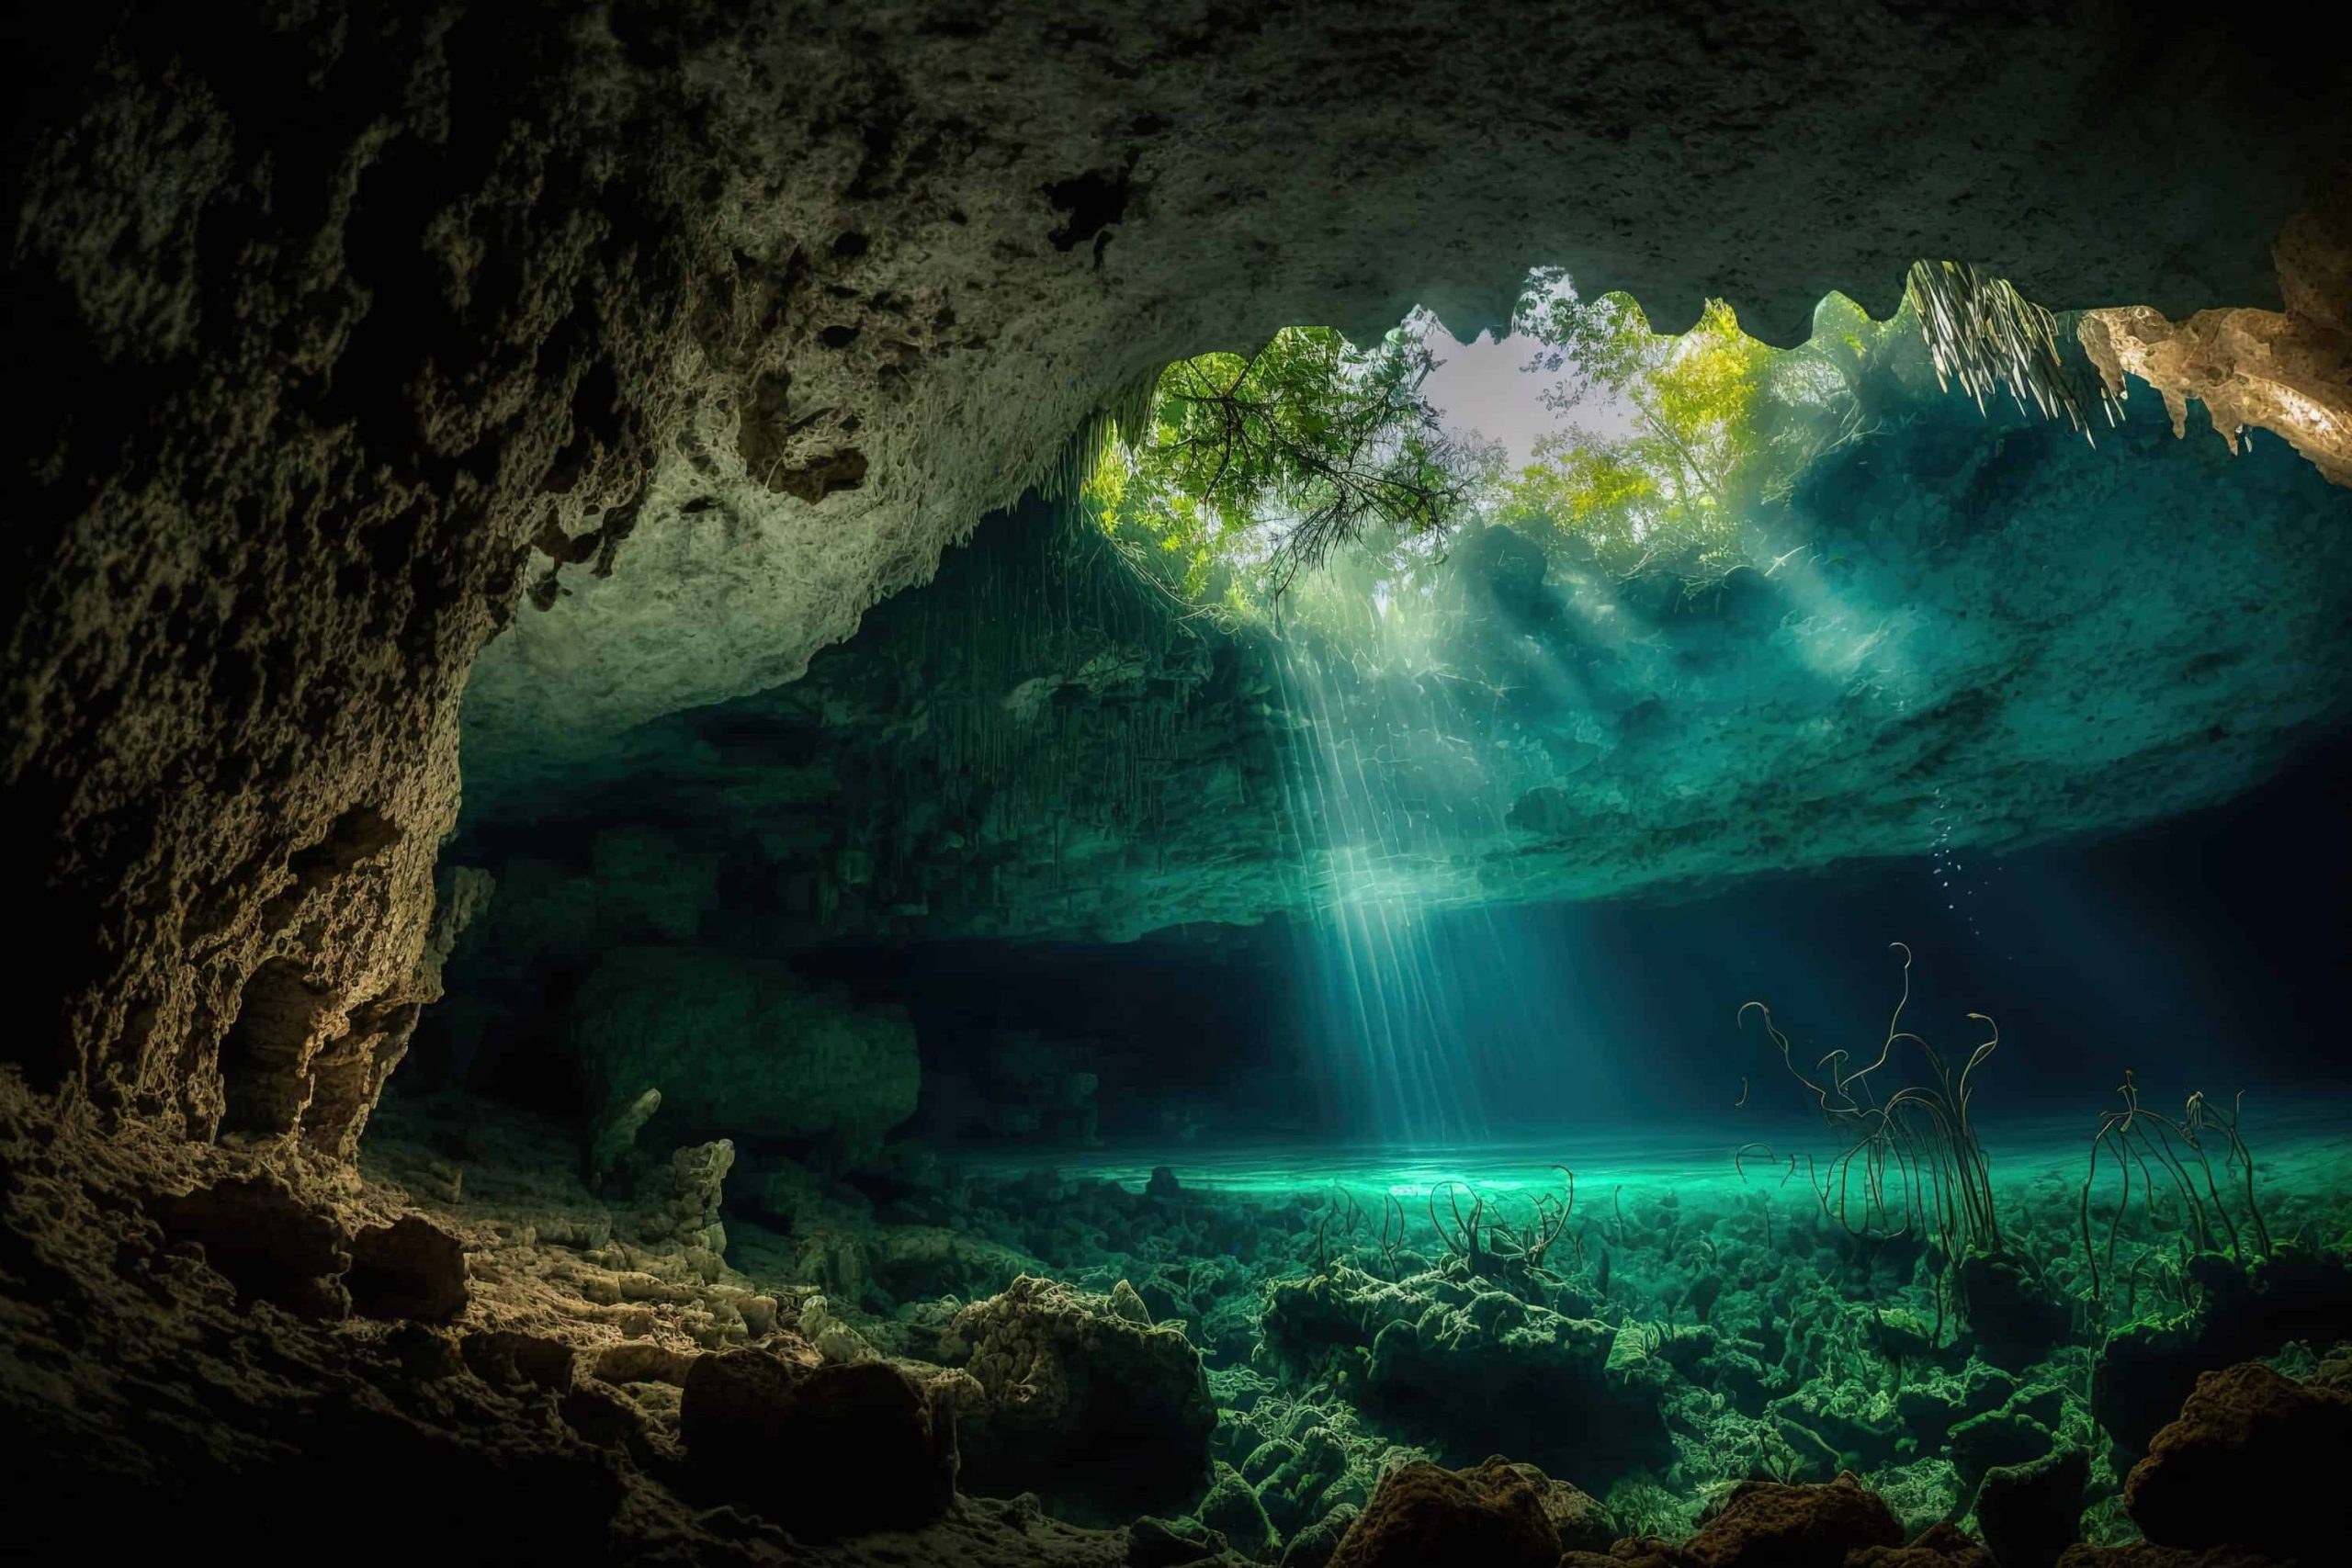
[
  {"xmin": 7, "ymin": 4, "xmax": 2348, "ymax": 1159},
  {"xmin": 2083, "ymin": 172, "xmax": 2352, "ymax": 488}
]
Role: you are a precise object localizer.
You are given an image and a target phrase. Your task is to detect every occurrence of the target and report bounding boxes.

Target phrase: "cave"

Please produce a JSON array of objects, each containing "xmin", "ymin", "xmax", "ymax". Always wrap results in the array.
[{"xmin": 6, "ymin": 4, "xmax": 2351, "ymax": 1564}]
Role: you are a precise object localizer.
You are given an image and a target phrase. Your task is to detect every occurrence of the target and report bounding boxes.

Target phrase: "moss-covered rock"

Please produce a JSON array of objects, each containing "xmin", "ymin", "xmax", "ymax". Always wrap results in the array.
[
  {"xmin": 2123, "ymin": 1360, "xmax": 2351, "ymax": 1562},
  {"xmin": 944, "ymin": 1273, "xmax": 1216, "ymax": 1522}
]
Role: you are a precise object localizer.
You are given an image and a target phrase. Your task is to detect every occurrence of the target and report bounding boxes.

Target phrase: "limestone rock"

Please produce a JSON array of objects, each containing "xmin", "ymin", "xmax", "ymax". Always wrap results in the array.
[
  {"xmin": 1848, "ymin": 1522, "xmax": 1996, "ymax": 1568},
  {"xmin": 346, "ymin": 1213, "xmax": 469, "ymax": 1323},
  {"xmin": 677, "ymin": 1349, "xmax": 957, "ymax": 1536},
  {"xmin": 1197, "ymin": 1461, "xmax": 1276, "ymax": 1557},
  {"xmin": 1327, "ymin": 1458, "xmax": 1560, "ymax": 1568},
  {"xmin": 2123, "ymin": 1361, "xmax": 2351, "ymax": 1562},
  {"xmin": 1278, "ymin": 1505, "xmax": 1360, "ymax": 1568},
  {"xmin": 2053, "ymin": 1550, "xmax": 2281, "ymax": 1568},
  {"xmin": 151, "ymin": 1176, "xmax": 351, "ymax": 1318},
  {"xmin": 2081, "ymin": 172, "xmax": 2352, "ymax": 491},
  {"xmin": 645, "ymin": 1139, "xmax": 734, "ymax": 1255},
  {"xmin": 459, "ymin": 1330, "xmax": 576, "ymax": 1392},
  {"xmin": 588, "ymin": 1088, "xmax": 662, "ymax": 1184},
  {"xmin": 945, "ymin": 1273, "xmax": 1216, "ymax": 1521},
  {"xmin": 1975, "ymin": 1445, "xmax": 2087, "ymax": 1568},
  {"xmin": 1682, "ymin": 1473, "xmax": 1904, "ymax": 1568},
  {"xmin": 1508, "ymin": 1461, "xmax": 1616, "ymax": 1555}
]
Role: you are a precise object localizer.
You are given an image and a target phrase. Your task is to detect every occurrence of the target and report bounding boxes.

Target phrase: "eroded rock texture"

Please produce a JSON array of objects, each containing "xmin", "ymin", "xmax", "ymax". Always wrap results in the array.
[
  {"xmin": 448, "ymin": 349, "xmax": 2352, "ymax": 954},
  {"xmin": 8, "ymin": 4, "xmax": 2347, "ymax": 1159},
  {"xmin": 2082, "ymin": 172, "xmax": 2352, "ymax": 487}
]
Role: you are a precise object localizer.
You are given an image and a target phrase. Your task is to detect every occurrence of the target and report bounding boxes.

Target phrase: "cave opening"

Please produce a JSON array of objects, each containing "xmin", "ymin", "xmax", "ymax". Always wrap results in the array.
[{"xmin": 7, "ymin": 6, "xmax": 2352, "ymax": 1562}]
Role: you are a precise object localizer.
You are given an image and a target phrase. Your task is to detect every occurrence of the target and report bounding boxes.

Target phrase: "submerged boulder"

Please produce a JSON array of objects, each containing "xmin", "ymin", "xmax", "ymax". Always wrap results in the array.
[
  {"xmin": 944, "ymin": 1274, "xmax": 1216, "ymax": 1521},
  {"xmin": 677, "ymin": 1348, "xmax": 956, "ymax": 1535},
  {"xmin": 1975, "ymin": 1444, "xmax": 2087, "ymax": 1568},
  {"xmin": 1264, "ymin": 1265, "xmax": 1670, "ymax": 1478},
  {"xmin": 2123, "ymin": 1361, "xmax": 2351, "ymax": 1562},
  {"xmin": 151, "ymin": 1176, "xmax": 352, "ymax": 1318},
  {"xmin": 1682, "ymin": 1473, "xmax": 1905, "ymax": 1568},
  {"xmin": 346, "ymin": 1214, "xmax": 469, "ymax": 1322},
  {"xmin": 1328, "ymin": 1458, "xmax": 1561, "ymax": 1568},
  {"xmin": 1847, "ymin": 1521, "xmax": 1997, "ymax": 1568}
]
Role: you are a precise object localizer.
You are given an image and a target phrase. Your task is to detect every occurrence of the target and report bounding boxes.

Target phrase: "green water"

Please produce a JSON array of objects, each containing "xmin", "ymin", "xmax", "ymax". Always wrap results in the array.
[{"xmin": 921, "ymin": 1104, "xmax": 2350, "ymax": 1543}]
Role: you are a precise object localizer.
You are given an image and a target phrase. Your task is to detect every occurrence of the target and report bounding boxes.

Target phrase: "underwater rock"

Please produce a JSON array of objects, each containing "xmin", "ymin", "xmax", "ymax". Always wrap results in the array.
[
  {"xmin": 2093, "ymin": 1246, "xmax": 2352, "ymax": 1454},
  {"xmin": 1327, "ymin": 1457, "xmax": 1562, "ymax": 1568},
  {"xmin": 1948, "ymin": 1387, "xmax": 2064, "ymax": 1496},
  {"xmin": 2052, "ymin": 1550, "xmax": 2284, "ymax": 1568},
  {"xmin": 587, "ymin": 1087, "xmax": 662, "ymax": 1183},
  {"xmin": 1509, "ymin": 1461, "xmax": 1617, "ymax": 1554},
  {"xmin": 944, "ymin": 1274, "xmax": 1216, "ymax": 1521},
  {"xmin": 1127, "ymin": 1514, "xmax": 1233, "ymax": 1567},
  {"xmin": 459, "ymin": 1329, "xmax": 577, "ymax": 1392},
  {"xmin": 1267, "ymin": 1267, "xmax": 1671, "ymax": 1478},
  {"xmin": 346, "ymin": 1214, "xmax": 469, "ymax": 1322},
  {"xmin": 1847, "ymin": 1521, "xmax": 1998, "ymax": 1568},
  {"xmin": 677, "ymin": 1349, "xmax": 957, "ymax": 1535},
  {"xmin": 1148, "ymin": 1167, "xmax": 1186, "ymax": 1203},
  {"xmin": 1278, "ymin": 1504, "xmax": 1359, "ymax": 1568},
  {"xmin": 1958, "ymin": 1256, "xmax": 2071, "ymax": 1368},
  {"xmin": 2123, "ymin": 1361, "xmax": 2351, "ymax": 1562},
  {"xmin": 1681, "ymin": 1473, "xmax": 1905, "ymax": 1568},
  {"xmin": 1198, "ymin": 1461, "xmax": 1278, "ymax": 1556},
  {"xmin": 1900, "ymin": 1365, "xmax": 2023, "ymax": 1444},
  {"xmin": 646, "ymin": 1139, "xmax": 734, "ymax": 1257},
  {"xmin": 1975, "ymin": 1444, "xmax": 2088, "ymax": 1568},
  {"xmin": 150, "ymin": 1176, "xmax": 352, "ymax": 1318},
  {"xmin": 568, "ymin": 946, "xmax": 919, "ymax": 1152}
]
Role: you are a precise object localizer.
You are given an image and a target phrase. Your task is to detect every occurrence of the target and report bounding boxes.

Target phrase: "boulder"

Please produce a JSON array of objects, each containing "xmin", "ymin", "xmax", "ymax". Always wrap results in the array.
[
  {"xmin": 2053, "ymin": 1549, "xmax": 2280, "ymax": 1568},
  {"xmin": 1279, "ymin": 1505, "xmax": 1359, "ymax": 1568},
  {"xmin": 677, "ymin": 1349, "xmax": 956, "ymax": 1535},
  {"xmin": 1328, "ymin": 1459, "xmax": 1561, "ymax": 1568},
  {"xmin": 1198, "ymin": 1461, "xmax": 1276, "ymax": 1557},
  {"xmin": 945, "ymin": 1274, "xmax": 1216, "ymax": 1522},
  {"xmin": 1682, "ymin": 1473, "xmax": 1904, "ymax": 1568},
  {"xmin": 2123, "ymin": 1361, "xmax": 2351, "ymax": 1562},
  {"xmin": 151, "ymin": 1176, "xmax": 351, "ymax": 1317},
  {"xmin": 1848, "ymin": 1521, "xmax": 1997, "ymax": 1568},
  {"xmin": 347, "ymin": 1214, "xmax": 469, "ymax": 1322},
  {"xmin": 1976, "ymin": 1445, "xmax": 2087, "ymax": 1568},
  {"xmin": 1503, "ymin": 1461, "xmax": 1615, "ymax": 1554},
  {"xmin": 459, "ymin": 1330, "xmax": 575, "ymax": 1391}
]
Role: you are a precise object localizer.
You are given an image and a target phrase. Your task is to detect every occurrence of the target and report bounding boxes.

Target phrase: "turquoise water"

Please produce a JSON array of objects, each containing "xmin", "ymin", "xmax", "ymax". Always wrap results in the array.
[{"xmin": 944, "ymin": 1101, "xmax": 2351, "ymax": 1201}]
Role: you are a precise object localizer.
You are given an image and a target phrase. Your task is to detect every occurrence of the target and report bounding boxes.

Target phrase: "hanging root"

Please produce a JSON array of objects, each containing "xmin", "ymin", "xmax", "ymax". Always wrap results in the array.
[
  {"xmin": 1037, "ymin": 363, "xmax": 1162, "ymax": 506},
  {"xmin": 1904, "ymin": 261, "xmax": 2121, "ymax": 442}
]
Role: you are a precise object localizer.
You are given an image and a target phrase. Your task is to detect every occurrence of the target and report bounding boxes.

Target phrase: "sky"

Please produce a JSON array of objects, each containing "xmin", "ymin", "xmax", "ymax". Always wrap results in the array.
[{"xmin": 1419, "ymin": 319, "xmax": 1634, "ymax": 467}]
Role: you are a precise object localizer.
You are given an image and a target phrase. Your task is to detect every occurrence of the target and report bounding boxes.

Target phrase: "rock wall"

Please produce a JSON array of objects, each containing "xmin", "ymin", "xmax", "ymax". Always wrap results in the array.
[
  {"xmin": 568, "ymin": 946, "xmax": 922, "ymax": 1157},
  {"xmin": 451, "ymin": 342, "xmax": 2352, "ymax": 948},
  {"xmin": 2082, "ymin": 170, "xmax": 2352, "ymax": 488},
  {"xmin": 6, "ymin": 2, "xmax": 2349, "ymax": 1154}
]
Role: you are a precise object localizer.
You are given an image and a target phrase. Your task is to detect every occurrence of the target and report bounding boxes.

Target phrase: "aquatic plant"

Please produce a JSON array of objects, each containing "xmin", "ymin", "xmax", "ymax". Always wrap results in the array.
[
  {"xmin": 2076, "ymin": 1071, "xmax": 2274, "ymax": 1304},
  {"xmin": 1425, "ymin": 1166, "xmax": 1580, "ymax": 1283},
  {"xmin": 1738, "ymin": 943, "xmax": 2003, "ymax": 1265}
]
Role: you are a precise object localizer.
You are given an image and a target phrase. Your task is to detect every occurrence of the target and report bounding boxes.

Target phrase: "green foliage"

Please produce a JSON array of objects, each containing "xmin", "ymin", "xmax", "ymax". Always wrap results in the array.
[
  {"xmin": 1087, "ymin": 276, "xmax": 1923, "ymax": 617},
  {"xmin": 1084, "ymin": 323, "xmax": 1491, "ymax": 609},
  {"xmin": 1497, "ymin": 278, "xmax": 1770, "ymax": 575}
]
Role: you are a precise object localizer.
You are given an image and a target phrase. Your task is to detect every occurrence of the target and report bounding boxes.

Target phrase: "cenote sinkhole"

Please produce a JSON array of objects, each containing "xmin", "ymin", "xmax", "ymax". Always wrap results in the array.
[{"xmin": 9, "ymin": 15, "xmax": 2352, "ymax": 1563}]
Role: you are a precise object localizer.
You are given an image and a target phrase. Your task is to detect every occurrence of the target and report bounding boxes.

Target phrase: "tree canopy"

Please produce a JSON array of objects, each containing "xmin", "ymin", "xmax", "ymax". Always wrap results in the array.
[
  {"xmin": 1084, "ymin": 275, "xmax": 1918, "ymax": 615},
  {"xmin": 1083, "ymin": 323, "xmax": 1492, "ymax": 610}
]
